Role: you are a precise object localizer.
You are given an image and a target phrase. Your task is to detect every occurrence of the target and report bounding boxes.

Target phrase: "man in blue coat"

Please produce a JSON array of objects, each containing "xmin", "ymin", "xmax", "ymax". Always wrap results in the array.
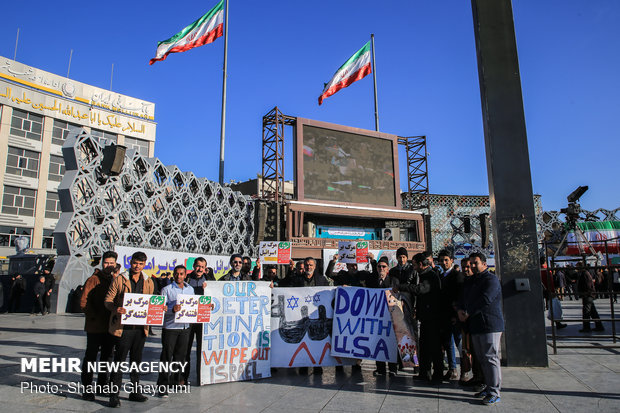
[{"xmin": 457, "ymin": 252, "xmax": 504, "ymax": 406}]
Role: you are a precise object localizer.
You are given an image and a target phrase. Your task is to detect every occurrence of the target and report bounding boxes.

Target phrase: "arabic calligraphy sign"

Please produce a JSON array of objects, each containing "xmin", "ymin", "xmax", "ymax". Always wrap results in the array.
[
  {"xmin": 121, "ymin": 293, "xmax": 166, "ymax": 326},
  {"xmin": 176, "ymin": 295, "xmax": 212, "ymax": 323},
  {"xmin": 270, "ymin": 287, "xmax": 354, "ymax": 368},
  {"xmin": 330, "ymin": 286, "xmax": 397, "ymax": 362},
  {"xmin": 0, "ymin": 83, "xmax": 154, "ymax": 139},
  {"xmin": 258, "ymin": 241, "xmax": 291, "ymax": 265},
  {"xmin": 337, "ymin": 241, "xmax": 369, "ymax": 264},
  {"xmin": 200, "ymin": 281, "xmax": 271, "ymax": 385},
  {"xmin": 115, "ymin": 246, "xmax": 238, "ymax": 280}
]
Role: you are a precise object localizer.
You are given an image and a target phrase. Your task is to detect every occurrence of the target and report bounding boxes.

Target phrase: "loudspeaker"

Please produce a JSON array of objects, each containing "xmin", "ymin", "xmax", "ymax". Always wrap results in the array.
[
  {"xmin": 101, "ymin": 144, "xmax": 126, "ymax": 176},
  {"xmin": 463, "ymin": 217, "xmax": 471, "ymax": 233},
  {"xmin": 479, "ymin": 213, "xmax": 490, "ymax": 248}
]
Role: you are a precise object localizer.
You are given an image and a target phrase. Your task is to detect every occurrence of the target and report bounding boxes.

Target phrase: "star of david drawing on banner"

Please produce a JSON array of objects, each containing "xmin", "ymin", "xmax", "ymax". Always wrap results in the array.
[
  {"xmin": 313, "ymin": 293, "xmax": 321, "ymax": 303},
  {"xmin": 305, "ymin": 295, "xmax": 313, "ymax": 303},
  {"xmin": 287, "ymin": 296, "xmax": 299, "ymax": 310}
]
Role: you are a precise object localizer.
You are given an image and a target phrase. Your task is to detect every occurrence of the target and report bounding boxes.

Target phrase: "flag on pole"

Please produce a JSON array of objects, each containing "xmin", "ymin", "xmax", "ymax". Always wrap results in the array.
[
  {"xmin": 318, "ymin": 41, "xmax": 372, "ymax": 105},
  {"xmin": 149, "ymin": 0, "xmax": 224, "ymax": 65}
]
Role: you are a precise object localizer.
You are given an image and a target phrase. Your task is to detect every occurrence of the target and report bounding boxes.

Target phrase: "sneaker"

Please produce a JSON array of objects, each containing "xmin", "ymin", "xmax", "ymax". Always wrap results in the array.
[
  {"xmin": 443, "ymin": 369, "xmax": 455, "ymax": 381},
  {"xmin": 482, "ymin": 395, "xmax": 500, "ymax": 405},
  {"xmin": 475, "ymin": 388, "xmax": 490, "ymax": 398},
  {"xmin": 158, "ymin": 390, "xmax": 168, "ymax": 398}
]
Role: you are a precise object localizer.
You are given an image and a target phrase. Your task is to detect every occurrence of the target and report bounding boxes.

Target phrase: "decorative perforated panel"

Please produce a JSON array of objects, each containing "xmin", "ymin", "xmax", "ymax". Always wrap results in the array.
[{"xmin": 53, "ymin": 131, "xmax": 256, "ymax": 312}]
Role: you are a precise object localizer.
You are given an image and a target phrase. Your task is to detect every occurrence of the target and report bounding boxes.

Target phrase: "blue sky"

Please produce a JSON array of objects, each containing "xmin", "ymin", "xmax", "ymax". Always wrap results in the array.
[{"xmin": 2, "ymin": 0, "xmax": 618, "ymax": 213}]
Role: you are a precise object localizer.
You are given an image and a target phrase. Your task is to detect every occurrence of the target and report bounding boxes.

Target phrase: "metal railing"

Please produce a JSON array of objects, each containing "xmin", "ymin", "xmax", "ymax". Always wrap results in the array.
[{"xmin": 543, "ymin": 236, "xmax": 619, "ymax": 353}]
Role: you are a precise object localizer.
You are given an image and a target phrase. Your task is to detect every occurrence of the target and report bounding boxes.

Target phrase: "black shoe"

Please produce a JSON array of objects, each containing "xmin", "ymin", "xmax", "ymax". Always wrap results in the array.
[
  {"xmin": 313, "ymin": 367, "xmax": 323, "ymax": 375},
  {"xmin": 473, "ymin": 383, "xmax": 487, "ymax": 392},
  {"xmin": 335, "ymin": 365, "xmax": 344, "ymax": 372},
  {"xmin": 556, "ymin": 322, "xmax": 568, "ymax": 329},
  {"xmin": 109, "ymin": 395, "xmax": 121, "ymax": 408},
  {"xmin": 129, "ymin": 393, "xmax": 148, "ymax": 402},
  {"xmin": 82, "ymin": 392, "xmax": 95, "ymax": 401},
  {"xmin": 298, "ymin": 367, "xmax": 308, "ymax": 375},
  {"xmin": 373, "ymin": 369, "xmax": 386, "ymax": 376},
  {"xmin": 351, "ymin": 364, "xmax": 362, "ymax": 372},
  {"xmin": 388, "ymin": 370, "xmax": 397, "ymax": 377},
  {"xmin": 593, "ymin": 325, "xmax": 605, "ymax": 332}
]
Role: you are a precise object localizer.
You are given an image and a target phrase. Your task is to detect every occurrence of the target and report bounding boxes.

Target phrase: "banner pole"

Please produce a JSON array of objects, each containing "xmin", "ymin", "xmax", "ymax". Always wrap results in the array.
[
  {"xmin": 218, "ymin": 0, "xmax": 229, "ymax": 185},
  {"xmin": 371, "ymin": 34, "xmax": 379, "ymax": 131}
]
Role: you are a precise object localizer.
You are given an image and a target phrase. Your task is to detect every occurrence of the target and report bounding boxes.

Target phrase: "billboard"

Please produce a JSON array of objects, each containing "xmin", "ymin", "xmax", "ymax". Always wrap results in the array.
[{"xmin": 295, "ymin": 118, "xmax": 400, "ymax": 208}]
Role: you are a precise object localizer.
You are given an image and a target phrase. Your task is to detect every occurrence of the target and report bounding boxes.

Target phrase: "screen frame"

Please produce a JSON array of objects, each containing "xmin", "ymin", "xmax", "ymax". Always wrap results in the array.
[{"xmin": 294, "ymin": 117, "xmax": 402, "ymax": 209}]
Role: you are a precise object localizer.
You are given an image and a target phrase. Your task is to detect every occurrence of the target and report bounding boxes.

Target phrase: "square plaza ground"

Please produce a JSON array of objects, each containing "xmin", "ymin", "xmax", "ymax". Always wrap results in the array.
[{"xmin": 0, "ymin": 300, "xmax": 618, "ymax": 412}]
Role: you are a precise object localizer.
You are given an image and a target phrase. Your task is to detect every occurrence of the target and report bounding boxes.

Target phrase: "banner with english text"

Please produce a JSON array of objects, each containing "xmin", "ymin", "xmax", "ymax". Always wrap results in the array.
[
  {"xmin": 271, "ymin": 287, "xmax": 354, "ymax": 368},
  {"xmin": 200, "ymin": 281, "xmax": 271, "ymax": 385},
  {"xmin": 330, "ymin": 286, "xmax": 397, "ymax": 362}
]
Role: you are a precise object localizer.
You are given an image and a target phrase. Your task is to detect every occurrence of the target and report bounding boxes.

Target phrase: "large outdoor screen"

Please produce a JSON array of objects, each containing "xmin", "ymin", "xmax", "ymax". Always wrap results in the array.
[{"xmin": 298, "ymin": 123, "xmax": 398, "ymax": 207}]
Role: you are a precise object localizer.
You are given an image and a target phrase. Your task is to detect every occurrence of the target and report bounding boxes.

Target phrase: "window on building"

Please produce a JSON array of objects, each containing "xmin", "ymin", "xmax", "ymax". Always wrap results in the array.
[
  {"xmin": 10, "ymin": 109, "xmax": 43, "ymax": 141},
  {"xmin": 124, "ymin": 136, "xmax": 149, "ymax": 156},
  {"xmin": 2, "ymin": 186, "xmax": 37, "ymax": 216},
  {"xmin": 48, "ymin": 155, "xmax": 65, "ymax": 182},
  {"xmin": 91, "ymin": 129, "xmax": 118, "ymax": 144},
  {"xmin": 0, "ymin": 226, "xmax": 32, "ymax": 247},
  {"xmin": 42, "ymin": 229, "xmax": 55, "ymax": 249},
  {"xmin": 52, "ymin": 119, "xmax": 82, "ymax": 146},
  {"xmin": 6, "ymin": 147, "xmax": 40, "ymax": 178},
  {"xmin": 45, "ymin": 191, "xmax": 61, "ymax": 219}
]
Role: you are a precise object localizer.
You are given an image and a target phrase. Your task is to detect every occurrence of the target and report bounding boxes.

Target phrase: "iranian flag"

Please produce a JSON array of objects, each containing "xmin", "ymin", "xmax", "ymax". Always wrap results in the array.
[
  {"xmin": 149, "ymin": 0, "xmax": 224, "ymax": 65},
  {"xmin": 318, "ymin": 41, "xmax": 372, "ymax": 105}
]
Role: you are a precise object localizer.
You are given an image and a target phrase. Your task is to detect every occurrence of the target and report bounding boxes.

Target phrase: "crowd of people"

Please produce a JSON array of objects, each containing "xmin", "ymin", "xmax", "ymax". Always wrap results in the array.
[{"xmin": 75, "ymin": 248, "xmax": 506, "ymax": 407}]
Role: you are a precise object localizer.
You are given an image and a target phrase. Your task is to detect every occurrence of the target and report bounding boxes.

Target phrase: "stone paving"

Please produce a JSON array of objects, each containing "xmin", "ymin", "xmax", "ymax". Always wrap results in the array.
[{"xmin": 0, "ymin": 300, "xmax": 618, "ymax": 412}]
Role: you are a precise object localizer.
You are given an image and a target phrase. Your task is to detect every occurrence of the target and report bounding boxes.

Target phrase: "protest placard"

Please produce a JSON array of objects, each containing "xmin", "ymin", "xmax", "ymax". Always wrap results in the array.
[
  {"xmin": 337, "ymin": 241, "xmax": 369, "ymax": 264},
  {"xmin": 271, "ymin": 287, "xmax": 354, "ymax": 368},
  {"xmin": 121, "ymin": 293, "xmax": 166, "ymax": 326},
  {"xmin": 200, "ymin": 281, "xmax": 271, "ymax": 385},
  {"xmin": 259, "ymin": 241, "xmax": 291, "ymax": 265},
  {"xmin": 175, "ymin": 295, "xmax": 212, "ymax": 323},
  {"xmin": 330, "ymin": 286, "xmax": 397, "ymax": 362},
  {"xmin": 385, "ymin": 290, "xmax": 418, "ymax": 367}
]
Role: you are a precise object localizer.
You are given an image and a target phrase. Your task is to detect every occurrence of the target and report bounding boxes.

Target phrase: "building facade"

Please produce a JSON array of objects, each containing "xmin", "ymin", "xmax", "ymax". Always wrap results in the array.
[{"xmin": 0, "ymin": 56, "xmax": 156, "ymax": 257}]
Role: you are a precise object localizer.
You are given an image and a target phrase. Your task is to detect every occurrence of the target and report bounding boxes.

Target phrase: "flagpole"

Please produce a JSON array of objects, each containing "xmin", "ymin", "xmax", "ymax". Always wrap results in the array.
[
  {"xmin": 218, "ymin": 0, "xmax": 229, "ymax": 185},
  {"xmin": 371, "ymin": 34, "xmax": 379, "ymax": 131}
]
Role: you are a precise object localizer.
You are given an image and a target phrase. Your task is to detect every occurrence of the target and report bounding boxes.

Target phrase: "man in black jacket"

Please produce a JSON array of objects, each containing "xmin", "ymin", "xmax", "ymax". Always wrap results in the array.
[
  {"xmin": 289, "ymin": 257, "xmax": 329, "ymax": 287},
  {"xmin": 368, "ymin": 257, "xmax": 399, "ymax": 376},
  {"xmin": 32, "ymin": 276, "xmax": 46, "ymax": 315},
  {"xmin": 394, "ymin": 253, "xmax": 443, "ymax": 382},
  {"xmin": 438, "ymin": 249, "xmax": 464, "ymax": 381},
  {"xmin": 221, "ymin": 254, "xmax": 252, "ymax": 281},
  {"xmin": 325, "ymin": 253, "xmax": 375, "ymax": 286},
  {"xmin": 7, "ymin": 274, "xmax": 26, "ymax": 312}
]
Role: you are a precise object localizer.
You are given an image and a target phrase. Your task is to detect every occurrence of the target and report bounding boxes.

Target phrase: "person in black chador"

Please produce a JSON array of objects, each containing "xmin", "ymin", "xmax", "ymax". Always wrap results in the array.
[
  {"xmin": 32, "ymin": 276, "xmax": 46, "ymax": 315},
  {"xmin": 7, "ymin": 274, "xmax": 26, "ymax": 312}
]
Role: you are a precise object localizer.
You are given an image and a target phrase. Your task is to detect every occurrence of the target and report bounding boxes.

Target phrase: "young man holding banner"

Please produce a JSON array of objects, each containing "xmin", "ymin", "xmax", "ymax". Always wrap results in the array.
[
  {"xmin": 157, "ymin": 265, "xmax": 194, "ymax": 397},
  {"xmin": 104, "ymin": 251, "xmax": 155, "ymax": 407}
]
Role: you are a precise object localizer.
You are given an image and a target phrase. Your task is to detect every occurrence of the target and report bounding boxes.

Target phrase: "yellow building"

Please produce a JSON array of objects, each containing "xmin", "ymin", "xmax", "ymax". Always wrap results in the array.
[{"xmin": 0, "ymin": 56, "xmax": 156, "ymax": 257}]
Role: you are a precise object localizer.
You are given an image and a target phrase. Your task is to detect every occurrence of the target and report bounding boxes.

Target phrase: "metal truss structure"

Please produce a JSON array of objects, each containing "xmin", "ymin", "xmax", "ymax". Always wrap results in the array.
[
  {"xmin": 398, "ymin": 136, "xmax": 429, "ymax": 211},
  {"xmin": 53, "ymin": 131, "xmax": 255, "ymax": 312},
  {"xmin": 539, "ymin": 207, "xmax": 620, "ymax": 243},
  {"xmin": 261, "ymin": 107, "xmax": 295, "ymax": 202},
  {"xmin": 409, "ymin": 193, "xmax": 544, "ymax": 255}
]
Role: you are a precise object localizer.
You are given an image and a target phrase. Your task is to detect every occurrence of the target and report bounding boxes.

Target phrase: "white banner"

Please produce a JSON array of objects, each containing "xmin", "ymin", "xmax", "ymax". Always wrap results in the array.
[
  {"xmin": 200, "ymin": 281, "xmax": 271, "ymax": 385},
  {"xmin": 115, "ymin": 245, "xmax": 239, "ymax": 280},
  {"xmin": 331, "ymin": 287, "xmax": 397, "ymax": 362},
  {"xmin": 120, "ymin": 293, "xmax": 166, "ymax": 326},
  {"xmin": 271, "ymin": 287, "xmax": 354, "ymax": 368},
  {"xmin": 175, "ymin": 294, "xmax": 212, "ymax": 323},
  {"xmin": 322, "ymin": 249, "xmax": 397, "ymax": 275}
]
